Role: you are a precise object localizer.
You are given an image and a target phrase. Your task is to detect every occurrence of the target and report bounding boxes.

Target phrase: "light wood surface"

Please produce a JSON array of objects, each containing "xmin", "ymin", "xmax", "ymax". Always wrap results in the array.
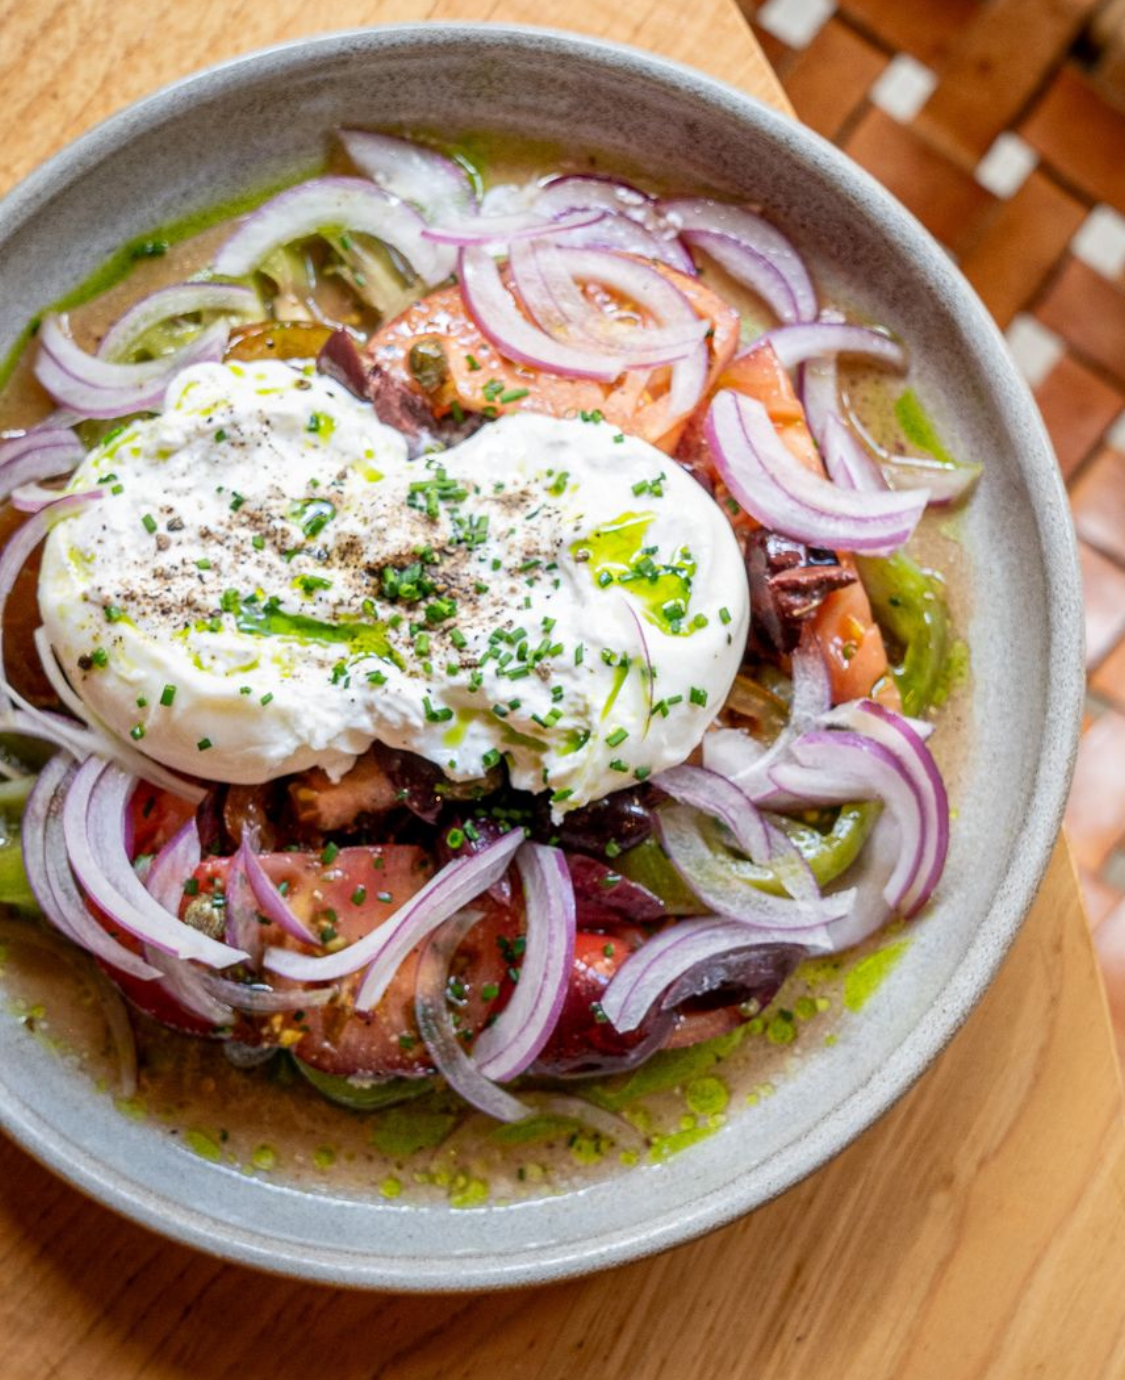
[{"xmin": 0, "ymin": 3, "xmax": 1122, "ymax": 1378}]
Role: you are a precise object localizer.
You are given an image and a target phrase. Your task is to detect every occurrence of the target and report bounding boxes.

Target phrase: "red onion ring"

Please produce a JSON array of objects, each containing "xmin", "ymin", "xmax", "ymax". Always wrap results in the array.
[
  {"xmin": 511, "ymin": 240, "xmax": 707, "ymax": 363},
  {"xmin": 143, "ymin": 816, "xmax": 201, "ymax": 912},
  {"xmin": 764, "ymin": 726, "xmax": 940, "ymax": 918},
  {"xmin": 240, "ymin": 836, "xmax": 320, "ymax": 946},
  {"xmin": 822, "ymin": 412, "xmax": 890, "ymax": 493},
  {"xmin": 0, "ymin": 426, "xmax": 85, "ymax": 505},
  {"xmin": 24, "ymin": 754, "xmax": 162, "ymax": 981},
  {"xmin": 414, "ymin": 906, "xmax": 531, "ymax": 1123},
  {"xmin": 97, "ymin": 283, "xmax": 260, "ymax": 361},
  {"xmin": 458, "ymin": 246, "xmax": 624, "ymax": 382},
  {"xmin": 197, "ymin": 973, "xmax": 339, "ymax": 1015},
  {"xmin": 705, "ymin": 390, "xmax": 928, "ymax": 554},
  {"xmin": 601, "ymin": 915, "xmax": 779, "ymax": 1032},
  {"xmin": 654, "ymin": 764, "xmax": 772, "ymax": 866},
  {"xmin": 63, "ymin": 759, "xmax": 247, "ymax": 967},
  {"xmin": 422, "ymin": 207, "xmax": 605, "ymax": 246},
  {"xmin": 660, "ymin": 197, "xmax": 817, "ymax": 323},
  {"xmin": 657, "ymin": 803, "xmax": 853, "ymax": 939},
  {"xmin": 338, "ymin": 129, "xmax": 476, "ymax": 221},
  {"xmin": 471, "ymin": 843, "xmax": 576, "ymax": 1082},
  {"xmin": 533, "ymin": 175, "xmax": 695, "ymax": 273},
  {"xmin": 553, "ymin": 212, "xmax": 696, "ymax": 272},
  {"xmin": 34, "ymin": 315, "xmax": 229, "ymax": 419},
  {"xmin": 213, "ymin": 175, "xmax": 451, "ymax": 286},
  {"xmin": 745, "ymin": 322, "xmax": 906, "ymax": 372}
]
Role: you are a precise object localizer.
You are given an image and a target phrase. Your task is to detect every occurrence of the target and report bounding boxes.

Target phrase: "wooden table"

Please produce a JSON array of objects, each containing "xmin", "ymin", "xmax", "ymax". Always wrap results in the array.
[{"xmin": 2, "ymin": 3, "xmax": 1123, "ymax": 1376}]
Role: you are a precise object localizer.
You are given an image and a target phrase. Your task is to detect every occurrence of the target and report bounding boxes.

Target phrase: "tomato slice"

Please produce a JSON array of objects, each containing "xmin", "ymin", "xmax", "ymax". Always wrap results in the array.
[{"xmin": 191, "ymin": 844, "xmax": 521, "ymax": 1079}]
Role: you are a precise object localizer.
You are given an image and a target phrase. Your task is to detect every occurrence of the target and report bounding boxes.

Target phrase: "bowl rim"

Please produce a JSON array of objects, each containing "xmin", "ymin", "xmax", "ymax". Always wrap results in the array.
[{"xmin": 0, "ymin": 20, "xmax": 1085, "ymax": 1291}]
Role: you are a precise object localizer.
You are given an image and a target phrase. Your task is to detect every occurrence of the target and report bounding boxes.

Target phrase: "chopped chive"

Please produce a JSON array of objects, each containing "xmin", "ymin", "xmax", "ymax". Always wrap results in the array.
[
  {"xmin": 446, "ymin": 828, "xmax": 465, "ymax": 850},
  {"xmin": 465, "ymin": 354, "xmax": 482, "ymax": 372},
  {"xmin": 104, "ymin": 605, "xmax": 125, "ymax": 623},
  {"xmin": 195, "ymin": 558, "xmax": 212, "ymax": 571},
  {"xmin": 499, "ymin": 387, "xmax": 529, "ymax": 404},
  {"xmin": 141, "ymin": 513, "xmax": 157, "ymax": 534},
  {"xmin": 350, "ymin": 886, "xmax": 367, "ymax": 906},
  {"xmin": 260, "ymin": 692, "xmax": 274, "ymax": 706},
  {"xmin": 551, "ymin": 788, "xmax": 574, "ymax": 803},
  {"xmin": 605, "ymin": 841, "xmax": 622, "ymax": 859},
  {"xmin": 130, "ymin": 724, "xmax": 145, "ymax": 741},
  {"xmin": 482, "ymin": 748, "xmax": 502, "ymax": 770},
  {"xmin": 608, "ymin": 759, "xmax": 629, "ymax": 772},
  {"xmin": 322, "ymin": 842, "xmax": 340, "ymax": 865},
  {"xmin": 634, "ymin": 766, "xmax": 652, "ymax": 781},
  {"xmin": 183, "ymin": 878, "xmax": 200, "ymax": 896},
  {"xmin": 689, "ymin": 686, "xmax": 708, "ymax": 707},
  {"xmin": 90, "ymin": 647, "xmax": 109, "ymax": 668},
  {"xmin": 605, "ymin": 727, "xmax": 628, "ymax": 747},
  {"xmin": 197, "ymin": 737, "xmax": 212, "ymax": 751},
  {"xmin": 160, "ymin": 684, "xmax": 176, "ymax": 707},
  {"xmin": 252, "ymin": 534, "xmax": 266, "ymax": 551},
  {"xmin": 719, "ymin": 606, "xmax": 732, "ymax": 625}
]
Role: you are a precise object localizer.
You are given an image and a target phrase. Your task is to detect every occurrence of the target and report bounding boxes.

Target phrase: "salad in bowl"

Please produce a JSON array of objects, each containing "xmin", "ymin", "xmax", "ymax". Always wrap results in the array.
[{"xmin": 0, "ymin": 122, "xmax": 978, "ymax": 1202}]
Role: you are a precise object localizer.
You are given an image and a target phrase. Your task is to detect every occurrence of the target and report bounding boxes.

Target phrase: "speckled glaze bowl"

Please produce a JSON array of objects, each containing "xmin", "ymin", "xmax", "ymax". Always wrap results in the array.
[{"xmin": 0, "ymin": 24, "xmax": 1083, "ymax": 1290}]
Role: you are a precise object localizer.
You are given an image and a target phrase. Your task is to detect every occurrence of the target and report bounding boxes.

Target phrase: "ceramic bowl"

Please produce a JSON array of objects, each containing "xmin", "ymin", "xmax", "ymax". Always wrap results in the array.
[{"xmin": 0, "ymin": 24, "xmax": 1083, "ymax": 1289}]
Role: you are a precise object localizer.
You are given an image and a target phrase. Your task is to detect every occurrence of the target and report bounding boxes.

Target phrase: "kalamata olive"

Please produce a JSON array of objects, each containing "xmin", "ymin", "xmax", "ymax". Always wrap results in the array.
[{"xmin": 533, "ymin": 788, "xmax": 653, "ymax": 861}]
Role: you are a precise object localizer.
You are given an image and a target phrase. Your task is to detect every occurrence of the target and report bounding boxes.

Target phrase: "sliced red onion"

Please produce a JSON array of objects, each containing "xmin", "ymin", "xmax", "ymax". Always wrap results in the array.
[
  {"xmin": 143, "ymin": 816, "xmax": 201, "ymax": 912},
  {"xmin": 458, "ymin": 246, "xmax": 623, "ymax": 382},
  {"xmin": 241, "ymin": 838, "xmax": 319, "ymax": 947},
  {"xmin": 24, "ymin": 755, "xmax": 162, "ymax": 980},
  {"xmin": 881, "ymin": 455, "xmax": 982, "ymax": 505},
  {"xmin": 35, "ymin": 315, "xmax": 229, "ymax": 419},
  {"xmin": 143, "ymin": 944, "xmax": 235, "ymax": 1027},
  {"xmin": 821, "ymin": 700, "xmax": 948, "ymax": 914},
  {"xmin": 516, "ymin": 242, "xmax": 703, "ymax": 364},
  {"xmin": 658, "ymin": 803, "xmax": 852, "ymax": 940},
  {"xmin": 664, "ymin": 341, "xmax": 709, "ymax": 426},
  {"xmin": 822, "ymin": 412, "xmax": 889, "ymax": 493},
  {"xmin": 534, "ymin": 175, "xmax": 695, "ymax": 273},
  {"xmin": 10, "ymin": 484, "xmax": 66, "ymax": 513},
  {"xmin": 678, "ymin": 229, "xmax": 799, "ymax": 324},
  {"xmin": 63, "ymin": 759, "xmax": 247, "ymax": 967},
  {"xmin": 745, "ymin": 322, "xmax": 906, "ymax": 373},
  {"xmin": 223, "ymin": 844, "xmax": 264, "ymax": 966},
  {"xmin": 0, "ymin": 426, "xmax": 85, "ymax": 504},
  {"xmin": 213, "ymin": 176, "xmax": 451, "ymax": 286},
  {"xmin": 197, "ymin": 973, "xmax": 338, "ymax": 1014},
  {"xmin": 654, "ymin": 764, "xmax": 771, "ymax": 865},
  {"xmin": 98, "ymin": 283, "xmax": 260, "ymax": 361},
  {"xmin": 512, "ymin": 241, "xmax": 707, "ymax": 364},
  {"xmin": 764, "ymin": 725, "xmax": 941, "ymax": 918},
  {"xmin": 414, "ymin": 906, "xmax": 531, "ymax": 1122},
  {"xmin": 600, "ymin": 916, "xmax": 780, "ymax": 1032},
  {"xmin": 262, "ymin": 827, "xmax": 524, "ymax": 993},
  {"xmin": 422, "ymin": 207, "xmax": 604, "ymax": 246},
  {"xmin": 555, "ymin": 213, "xmax": 695, "ymax": 272},
  {"xmin": 472, "ymin": 844, "xmax": 576, "ymax": 1082},
  {"xmin": 660, "ymin": 198, "xmax": 817, "ymax": 323},
  {"xmin": 338, "ymin": 129, "xmax": 476, "ymax": 221},
  {"xmin": 706, "ymin": 390, "xmax": 928, "ymax": 554}
]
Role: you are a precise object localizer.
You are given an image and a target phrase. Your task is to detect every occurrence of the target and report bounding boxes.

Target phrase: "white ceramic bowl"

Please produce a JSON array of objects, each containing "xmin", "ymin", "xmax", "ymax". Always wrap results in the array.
[{"xmin": 0, "ymin": 24, "xmax": 1083, "ymax": 1289}]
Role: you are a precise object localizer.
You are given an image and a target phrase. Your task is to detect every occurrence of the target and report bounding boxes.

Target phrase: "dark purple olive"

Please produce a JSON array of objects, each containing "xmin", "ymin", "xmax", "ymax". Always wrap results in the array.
[
  {"xmin": 662, "ymin": 942, "xmax": 802, "ymax": 1015},
  {"xmin": 533, "ymin": 788, "xmax": 653, "ymax": 861}
]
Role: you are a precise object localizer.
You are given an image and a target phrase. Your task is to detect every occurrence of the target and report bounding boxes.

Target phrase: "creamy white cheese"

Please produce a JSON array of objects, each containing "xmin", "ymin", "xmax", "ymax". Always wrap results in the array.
[{"xmin": 40, "ymin": 360, "xmax": 749, "ymax": 810}]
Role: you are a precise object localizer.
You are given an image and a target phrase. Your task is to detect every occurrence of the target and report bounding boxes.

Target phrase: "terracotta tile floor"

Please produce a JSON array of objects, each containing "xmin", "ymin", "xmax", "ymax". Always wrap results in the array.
[{"xmin": 741, "ymin": 0, "xmax": 1125, "ymax": 1032}]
